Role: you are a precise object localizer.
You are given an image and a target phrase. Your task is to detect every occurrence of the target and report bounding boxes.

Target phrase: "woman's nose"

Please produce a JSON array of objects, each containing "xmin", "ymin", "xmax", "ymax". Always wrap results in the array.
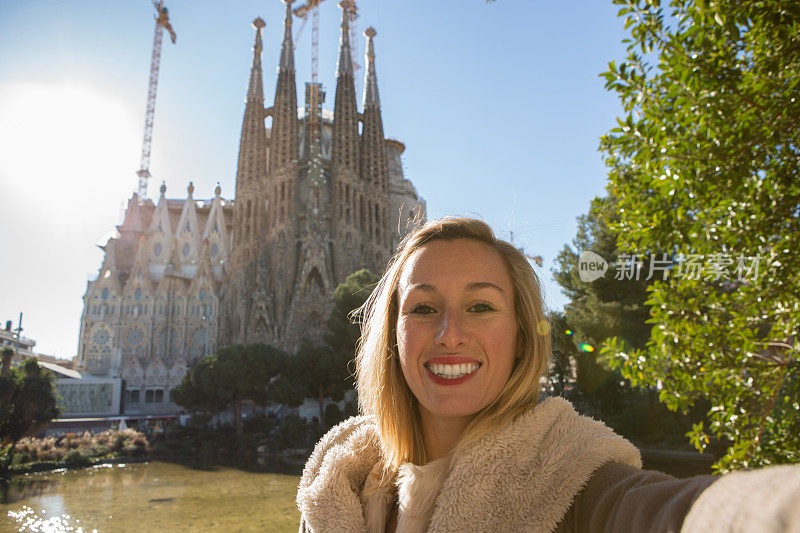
[{"xmin": 435, "ymin": 310, "xmax": 469, "ymax": 348}]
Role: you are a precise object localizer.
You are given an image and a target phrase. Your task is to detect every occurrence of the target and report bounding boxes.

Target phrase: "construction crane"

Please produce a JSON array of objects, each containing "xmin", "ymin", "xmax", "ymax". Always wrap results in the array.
[
  {"xmin": 293, "ymin": 1, "xmax": 360, "ymax": 135},
  {"xmin": 293, "ymin": 0, "xmax": 326, "ymax": 141},
  {"xmin": 136, "ymin": 0, "xmax": 177, "ymax": 199}
]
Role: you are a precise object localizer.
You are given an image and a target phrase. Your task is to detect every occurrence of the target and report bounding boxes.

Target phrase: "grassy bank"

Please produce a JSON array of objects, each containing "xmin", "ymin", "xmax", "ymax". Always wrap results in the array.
[{"xmin": 5, "ymin": 429, "xmax": 151, "ymax": 474}]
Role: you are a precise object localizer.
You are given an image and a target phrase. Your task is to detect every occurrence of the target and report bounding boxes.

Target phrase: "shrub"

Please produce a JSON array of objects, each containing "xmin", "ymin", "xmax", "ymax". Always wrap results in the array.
[
  {"xmin": 271, "ymin": 415, "xmax": 310, "ymax": 450},
  {"xmin": 38, "ymin": 437, "xmax": 56, "ymax": 451},
  {"xmin": 242, "ymin": 413, "xmax": 273, "ymax": 435},
  {"xmin": 91, "ymin": 445, "xmax": 110, "ymax": 458},
  {"xmin": 13, "ymin": 452, "xmax": 31, "ymax": 466},
  {"xmin": 8, "ymin": 429, "xmax": 151, "ymax": 469},
  {"xmin": 111, "ymin": 433, "xmax": 127, "ymax": 452},
  {"xmin": 64, "ymin": 449, "xmax": 91, "ymax": 467},
  {"xmin": 38, "ymin": 447, "xmax": 65, "ymax": 462}
]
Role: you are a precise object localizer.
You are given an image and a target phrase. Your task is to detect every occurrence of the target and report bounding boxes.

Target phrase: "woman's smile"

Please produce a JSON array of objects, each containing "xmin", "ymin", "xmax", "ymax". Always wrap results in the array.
[{"xmin": 424, "ymin": 358, "xmax": 483, "ymax": 385}]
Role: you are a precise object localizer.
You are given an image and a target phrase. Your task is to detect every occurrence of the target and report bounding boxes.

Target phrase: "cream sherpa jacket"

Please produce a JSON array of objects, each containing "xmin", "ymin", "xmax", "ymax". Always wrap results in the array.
[
  {"xmin": 297, "ymin": 397, "xmax": 800, "ymax": 532},
  {"xmin": 297, "ymin": 397, "xmax": 642, "ymax": 531}
]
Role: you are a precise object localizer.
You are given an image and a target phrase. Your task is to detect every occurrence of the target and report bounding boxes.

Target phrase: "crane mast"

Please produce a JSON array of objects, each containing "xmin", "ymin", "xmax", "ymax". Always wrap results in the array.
[
  {"xmin": 293, "ymin": 0, "xmax": 326, "ymax": 140},
  {"xmin": 136, "ymin": 0, "xmax": 176, "ymax": 199}
]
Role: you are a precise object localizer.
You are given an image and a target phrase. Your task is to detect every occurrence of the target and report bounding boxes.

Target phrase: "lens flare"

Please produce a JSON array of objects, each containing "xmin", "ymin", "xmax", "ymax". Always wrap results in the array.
[
  {"xmin": 537, "ymin": 320, "xmax": 551, "ymax": 335},
  {"xmin": 564, "ymin": 329, "xmax": 573, "ymax": 336},
  {"xmin": 578, "ymin": 343, "xmax": 595, "ymax": 352}
]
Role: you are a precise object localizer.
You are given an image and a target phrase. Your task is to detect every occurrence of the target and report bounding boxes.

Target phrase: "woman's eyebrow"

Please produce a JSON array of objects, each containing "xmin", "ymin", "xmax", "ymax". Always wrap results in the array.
[
  {"xmin": 403, "ymin": 282, "xmax": 506, "ymax": 294},
  {"xmin": 404, "ymin": 283, "xmax": 437, "ymax": 294},
  {"xmin": 467, "ymin": 282, "xmax": 506, "ymax": 294}
]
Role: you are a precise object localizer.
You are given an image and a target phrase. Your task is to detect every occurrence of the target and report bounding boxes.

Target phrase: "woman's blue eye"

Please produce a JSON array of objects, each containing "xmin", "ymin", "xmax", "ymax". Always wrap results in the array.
[
  {"xmin": 469, "ymin": 302, "xmax": 495, "ymax": 313},
  {"xmin": 410, "ymin": 304, "xmax": 436, "ymax": 315}
]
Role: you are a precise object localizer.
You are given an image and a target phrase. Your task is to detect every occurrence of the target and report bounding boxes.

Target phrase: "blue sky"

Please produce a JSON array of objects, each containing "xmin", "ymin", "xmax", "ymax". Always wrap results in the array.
[{"xmin": 0, "ymin": 1, "xmax": 629, "ymax": 358}]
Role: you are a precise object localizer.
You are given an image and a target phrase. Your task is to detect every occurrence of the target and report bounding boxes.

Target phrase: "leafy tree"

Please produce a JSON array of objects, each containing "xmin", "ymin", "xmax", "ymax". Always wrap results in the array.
[
  {"xmin": 281, "ymin": 342, "xmax": 354, "ymax": 427},
  {"xmin": 546, "ymin": 312, "xmax": 578, "ymax": 397},
  {"xmin": 271, "ymin": 414, "xmax": 312, "ymax": 451},
  {"xmin": 170, "ymin": 356, "xmax": 219, "ymax": 413},
  {"xmin": 171, "ymin": 343, "xmax": 288, "ymax": 436},
  {"xmin": 554, "ymin": 195, "xmax": 652, "ymax": 353},
  {"xmin": 325, "ymin": 269, "xmax": 379, "ymax": 360},
  {"xmin": 552, "ymin": 197, "xmax": 708, "ymax": 448},
  {"xmin": 600, "ymin": 0, "xmax": 800, "ymax": 471},
  {"xmin": 0, "ymin": 351, "xmax": 60, "ymax": 476},
  {"xmin": 553, "ymin": 195, "xmax": 653, "ymax": 399}
]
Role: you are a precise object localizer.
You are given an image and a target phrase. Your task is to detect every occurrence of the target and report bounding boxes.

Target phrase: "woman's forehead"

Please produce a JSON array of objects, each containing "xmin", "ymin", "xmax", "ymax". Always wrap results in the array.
[{"xmin": 398, "ymin": 239, "xmax": 512, "ymax": 291}]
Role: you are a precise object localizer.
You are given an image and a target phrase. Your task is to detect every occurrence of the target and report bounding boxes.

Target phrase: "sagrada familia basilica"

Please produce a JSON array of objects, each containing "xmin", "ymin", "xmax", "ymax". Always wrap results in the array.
[{"xmin": 75, "ymin": 3, "xmax": 425, "ymax": 414}]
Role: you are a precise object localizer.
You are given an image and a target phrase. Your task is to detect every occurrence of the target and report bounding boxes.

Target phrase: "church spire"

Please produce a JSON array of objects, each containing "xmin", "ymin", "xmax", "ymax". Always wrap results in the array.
[
  {"xmin": 332, "ymin": 2, "xmax": 359, "ymax": 175},
  {"xmin": 362, "ymin": 27, "xmax": 380, "ymax": 107},
  {"xmin": 336, "ymin": 3, "xmax": 353, "ymax": 76},
  {"xmin": 269, "ymin": 0, "xmax": 299, "ymax": 173},
  {"xmin": 235, "ymin": 17, "xmax": 267, "ymax": 191},
  {"xmin": 233, "ymin": 18, "xmax": 268, "ymax": 250},
  {"xmin": 360, "ymin": 27, "xmax": 388, "ymax": 189},
  {"xmin": 279, "ymin": 0, "xmax": 294, "ymax": 72},
  {"xmin": 248, "ymin": 17, "xmax": 265, "ymax": 98}
]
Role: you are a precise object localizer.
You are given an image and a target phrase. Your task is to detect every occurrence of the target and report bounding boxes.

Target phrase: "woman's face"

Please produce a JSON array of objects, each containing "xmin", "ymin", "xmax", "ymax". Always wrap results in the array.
[{"xmin": 396, "ymin": 238, "xmax": 518, "ymax": 428}]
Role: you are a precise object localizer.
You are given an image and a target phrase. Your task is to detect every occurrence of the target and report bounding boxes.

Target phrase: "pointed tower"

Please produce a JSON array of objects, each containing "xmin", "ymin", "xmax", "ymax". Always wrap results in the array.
[
  {"xmin": 233, "ymin": 17, "xmax": 268, "ymax": 255},
  {"xmin": 149, "ymin": 182, "xmax": 174, "ymax": 272},
  {"xmin": 360, "ymin": 27, "xmax": 388, "ymax": 190},
  {"xmin": 359, "ymin": 27, "xmax": 390, "ymax": 262},
  {"xmin": 202, "ymin": 183, "xmax": 230, "ymax": 281},
  {"xmin": 328, "ymin": 2, "xmax": 363, "ymax": 280},
  {"xmin": 262, "ymin": 0, "xmax": 300, "ymax": 325},
  {"xmin": 332, "ymin": 2, "xmax": 360, "ymax": 176},
  {"xmin": 176, "ymin": 182, "xmax": 202, "ymax": 277},
  {"xmin": 269, "ymin": 1, "xmax": 299, "ymax": 173}
]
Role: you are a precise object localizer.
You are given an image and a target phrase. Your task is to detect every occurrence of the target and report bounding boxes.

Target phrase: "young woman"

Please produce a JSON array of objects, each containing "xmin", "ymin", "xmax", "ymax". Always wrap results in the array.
[{"xmin": 297, "ymin": 218, "xmax": 800, "ymax": 532}]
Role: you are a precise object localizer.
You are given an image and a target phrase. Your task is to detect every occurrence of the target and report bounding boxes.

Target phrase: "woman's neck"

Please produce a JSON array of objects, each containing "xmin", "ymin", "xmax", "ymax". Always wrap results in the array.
[{"xmin": 419, "ymin": 407, "xmax": 472, "ymax": 462}]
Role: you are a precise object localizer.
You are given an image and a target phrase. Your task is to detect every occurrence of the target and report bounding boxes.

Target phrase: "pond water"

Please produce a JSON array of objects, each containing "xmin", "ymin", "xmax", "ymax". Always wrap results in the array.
[{"xmin": 1, "ymin": 462, "xmax": 301, "ymax": 532}]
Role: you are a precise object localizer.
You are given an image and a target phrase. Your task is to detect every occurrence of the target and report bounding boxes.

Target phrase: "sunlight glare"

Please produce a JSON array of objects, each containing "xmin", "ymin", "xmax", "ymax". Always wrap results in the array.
[{"xmin": 0, "ymin": 81, "xmax": 140, "ymax": 224}]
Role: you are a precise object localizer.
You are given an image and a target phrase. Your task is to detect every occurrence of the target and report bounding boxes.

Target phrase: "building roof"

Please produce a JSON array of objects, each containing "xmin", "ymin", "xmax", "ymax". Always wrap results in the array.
[{"xmin": 38, "ymin": 360, "xmax": 83, "ymax": 379}]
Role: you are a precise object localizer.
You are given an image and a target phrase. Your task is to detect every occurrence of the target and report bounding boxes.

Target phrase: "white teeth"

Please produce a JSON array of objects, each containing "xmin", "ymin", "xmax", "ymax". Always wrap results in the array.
[{"xmin": 426, "ymin": 362, "xmax": 480, "ymax": 379}]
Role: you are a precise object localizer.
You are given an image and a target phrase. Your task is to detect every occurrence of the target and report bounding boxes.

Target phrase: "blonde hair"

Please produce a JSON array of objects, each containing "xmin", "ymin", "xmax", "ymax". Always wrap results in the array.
[{"xmin": 355, "ymin": 217, "xmax": 551, "ymax": 472}]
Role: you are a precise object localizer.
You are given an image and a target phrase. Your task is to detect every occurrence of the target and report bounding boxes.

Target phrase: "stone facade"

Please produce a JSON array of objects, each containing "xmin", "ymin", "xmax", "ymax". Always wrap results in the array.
[
  {"xmin": 76, "ymin": 185, "xmax": 230, "ymax": 414},
  {"xmin": 76, "ymin": 5, "xmax": 425, "ymax": 415}
]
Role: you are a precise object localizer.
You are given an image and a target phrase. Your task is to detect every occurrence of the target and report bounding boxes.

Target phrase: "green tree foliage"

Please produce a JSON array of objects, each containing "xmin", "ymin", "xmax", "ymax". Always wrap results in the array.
[
  {"xmin": 325, "ymin": 269, "xmax": 380, "ymax": 360},
  {"xmin": 547, "ymin": 312, "xmax": 578, "ymax": 397},
  {"xmin": 0, "ymin": 352, "xmax": 60, "ymax": 476},
  {"xmin": 171, "ymin": 344, "xmax": 288, "ymax": 436},
  {"xmin": 276, "ymin": 269, "xmax": 378, "ymax": 427},
  {"xmin": 553, "ymin": 196, "xmax": 652, "ymax": 390},
  {"xmin": 600, "ymin": 0, "xmax": 800, "ymax": 471},
  {"xmin": 553, "ymin": 198, "xmax": 708, "ymax": 448},
  {"xmin": 282, "ymin": 342, "xmax": 354, "ymax": 427}
]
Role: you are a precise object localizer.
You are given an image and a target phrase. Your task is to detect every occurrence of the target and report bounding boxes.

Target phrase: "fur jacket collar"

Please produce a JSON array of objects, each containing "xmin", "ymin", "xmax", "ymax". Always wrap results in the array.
[{"xmin": 297, "ymin": 397, "xmax": 642, "ymax": 532}]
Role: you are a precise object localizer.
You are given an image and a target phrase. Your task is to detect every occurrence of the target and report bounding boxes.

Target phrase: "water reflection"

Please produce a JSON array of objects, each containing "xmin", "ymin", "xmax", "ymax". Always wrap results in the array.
[
  {"xmin": 2, "ymin": 462, "xmax": 301, "ymax": 532},
  {"xmin": 2, "ymin": 478, "xmax": 60, "ymax": 504}
]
